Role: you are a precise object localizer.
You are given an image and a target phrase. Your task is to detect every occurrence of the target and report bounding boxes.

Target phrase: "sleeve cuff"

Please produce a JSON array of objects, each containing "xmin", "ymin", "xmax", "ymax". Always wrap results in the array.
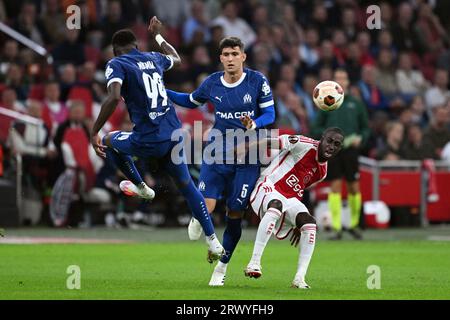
[
  {"xmin": 107, "ymin": 78, "xmax": 123, "ymax": 88},
  {"xmin": 189, "ymin": 94, "xmax": 202, "ymax": 106},
  {"xmin": 259, "ymin": 100, "xmax": 274, "ymax": 108}
]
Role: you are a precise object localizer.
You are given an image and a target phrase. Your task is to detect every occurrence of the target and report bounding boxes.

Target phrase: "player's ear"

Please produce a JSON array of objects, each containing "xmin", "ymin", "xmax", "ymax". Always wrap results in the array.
[{"xmin": 242, "ymin": 52, "xmax": 247, "ymax": 62}]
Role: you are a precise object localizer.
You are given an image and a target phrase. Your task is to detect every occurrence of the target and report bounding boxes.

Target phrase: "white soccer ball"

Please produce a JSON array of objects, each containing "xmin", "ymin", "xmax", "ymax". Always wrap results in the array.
[{"xmin": 312, "ymin": 80, "xmax": 344, "ymax": 111}]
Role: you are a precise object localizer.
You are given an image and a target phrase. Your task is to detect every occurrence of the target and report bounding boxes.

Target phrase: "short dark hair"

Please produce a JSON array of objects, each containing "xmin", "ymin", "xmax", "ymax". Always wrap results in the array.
[
  {"xmin": 323, "ymin": 127, "xmax": 345, "ymax": 138},
  {"xmin": 219, "ymin": 36, "xmax": 244, "ymax": 54},
  {"xmin": 112, "ymin": 29, "xmax": 137, "ymax": 48}
]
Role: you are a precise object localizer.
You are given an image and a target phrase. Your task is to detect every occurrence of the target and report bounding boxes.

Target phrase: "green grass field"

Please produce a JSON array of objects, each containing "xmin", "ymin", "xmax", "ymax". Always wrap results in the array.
[{"xmin": 1, "ymin": 227, "xmax": 450, "ymax": 300}]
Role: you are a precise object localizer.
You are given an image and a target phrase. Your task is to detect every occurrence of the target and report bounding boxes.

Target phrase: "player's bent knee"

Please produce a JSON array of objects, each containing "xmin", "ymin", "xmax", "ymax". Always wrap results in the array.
[
  {"xmin": 267, "ymin": 199, "xmax": 283, "ymax": 212},
  {"xmin": 295, "ymin": 213, "xmax": 316, "ymax": 228}
]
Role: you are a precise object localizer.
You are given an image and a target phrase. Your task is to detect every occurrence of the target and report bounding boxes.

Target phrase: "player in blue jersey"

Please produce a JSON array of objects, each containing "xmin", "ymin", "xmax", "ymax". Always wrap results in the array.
[
  {"xmin": 90, "ymin": 17, "xmax": 224, "ymax": 261},
  {"xmin": 166, "ymin": 37, "xmax": 275, "ymax": 286}
]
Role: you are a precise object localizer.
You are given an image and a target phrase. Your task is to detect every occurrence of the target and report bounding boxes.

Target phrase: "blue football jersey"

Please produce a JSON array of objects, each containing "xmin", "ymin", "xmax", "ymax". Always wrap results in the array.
[
  {"xmin": 189, "ymin": 68, "xmax": 274, "ymax": 133},
  {"xmin": 105, "ymin": 48, "xmax": 181, "ymax": 143}
]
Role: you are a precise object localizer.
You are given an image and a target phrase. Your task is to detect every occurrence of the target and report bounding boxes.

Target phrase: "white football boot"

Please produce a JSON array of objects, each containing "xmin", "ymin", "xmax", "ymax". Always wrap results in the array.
[
  {"xmin": 209, "ymin": 264, "xmax": 227, "ymax": 286},
  {"xmin": 244, "ymin": 262, "xmax": 262, "ymax": 279},
  {"xmin": 119, "ymin": 180, "xmax": 155, "ymax": 200},
  {"xmin": 206, "ymin": 235, "xmax": 225, "ymax": 264},
  {"xmin": 188, "ymin": 217, "xmax": 203, "ymax": 240},
  {"xmin": 291, "ymin": 277, "xmax": 310, "ymax": 289}
]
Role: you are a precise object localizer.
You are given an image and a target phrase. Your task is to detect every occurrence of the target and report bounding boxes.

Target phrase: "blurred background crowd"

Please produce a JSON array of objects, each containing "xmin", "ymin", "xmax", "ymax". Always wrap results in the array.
[{"xmin": 0, "ymin": 0, "xmax": 449, "ymax": 228}]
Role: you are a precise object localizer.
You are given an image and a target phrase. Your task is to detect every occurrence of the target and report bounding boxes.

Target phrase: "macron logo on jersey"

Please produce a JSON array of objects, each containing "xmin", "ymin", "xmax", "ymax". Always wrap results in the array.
[
  {"xmin": 137, "ymin": 61, "xmax": 155, "ymax": 70},
  {"xmin": 216, "ymin": 110, "xmax": 254, "ymax": 120}
]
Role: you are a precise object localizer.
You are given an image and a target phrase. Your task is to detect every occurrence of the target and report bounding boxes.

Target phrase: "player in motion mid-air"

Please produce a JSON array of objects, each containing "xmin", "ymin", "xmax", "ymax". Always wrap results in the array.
[
  {"xmin": 90, "ymin": 17, "xmax": 224, "ymax": 261},
  {"xmin": 244, "ymin": 128, "xmax": 344, "ymax": 288},
  {"xmin": 166, "ymin": 37, "xmax": 275, "ymax": 286}
]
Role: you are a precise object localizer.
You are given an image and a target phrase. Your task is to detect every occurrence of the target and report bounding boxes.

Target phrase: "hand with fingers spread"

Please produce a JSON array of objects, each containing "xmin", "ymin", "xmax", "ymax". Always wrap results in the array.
[
  {"xmin": 240, "ymin": 114, "xmax": 256, "ymax": 130},
  {"xmin": 290, "ymin": 227, "xmax": 301, "ymax": 247},
  {"xmin": 91, "ymin": 134, "xmax": 106, "ymax": 158}
]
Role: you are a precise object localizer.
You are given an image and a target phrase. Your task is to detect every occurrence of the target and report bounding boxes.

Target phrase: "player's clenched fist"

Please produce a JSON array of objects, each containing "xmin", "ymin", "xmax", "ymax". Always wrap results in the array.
[
  {"xmin": 240, "ymin": 114, "xmax": 256, "ymax": 130},
  {"xmin": 148, "ymin": 16, "xmax": 163, "ymax": 35}
]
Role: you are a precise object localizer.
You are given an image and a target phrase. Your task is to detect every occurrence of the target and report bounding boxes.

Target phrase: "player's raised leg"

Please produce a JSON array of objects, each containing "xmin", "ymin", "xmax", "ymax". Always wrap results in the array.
[
  {"xmin": 244, "ymin": 199, "xmax": 283, "ymax": 279},
  {"xmin": 104, "ymin": 131, "xmax": 155, "ymax": 200},
  {"xmin": 163, "ymin": 155, "xmax": 224, "ymax": 261},
  {"xmin": 291, "ymin": 212, "xmax": 317, "ymax": 289}
]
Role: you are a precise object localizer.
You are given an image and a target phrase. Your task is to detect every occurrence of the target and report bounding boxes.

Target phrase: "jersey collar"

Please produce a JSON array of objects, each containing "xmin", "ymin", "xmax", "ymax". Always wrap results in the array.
[{"xmin": 220, "ymin": 72, "xmax": 247, "ymax": 88}]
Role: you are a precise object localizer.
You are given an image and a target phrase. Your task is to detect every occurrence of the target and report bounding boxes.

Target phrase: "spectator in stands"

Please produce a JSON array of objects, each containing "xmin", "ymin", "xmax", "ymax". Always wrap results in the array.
[
  {"xmin": 41, "ymin": 81, "xmax": 68, "ymax": 135},
  {"xmin": 345, "ymin": 42, "xmax": 363, "ymax": 84},
  {"xmin": 331, "ymin": 29, "xmax": 347, "ymax": 67},
  {"xmin": 278, "ymin": 3, "xmax": 303, "ymax": 46},
  {"xmin": 396, "ymin": 52, "xmax": 429, "ymax": 101},
  {"xmin": 211, "ymin": 0, "xmax": 256, "ymax": 49},
  {"xmin": 379, "ymin": 1, "xmax": 394, "ymax": 30},
  {"xmin": 250, "ymin": 4, "xmax": 269, "ymax": 32},
  {"xmin": 414, "ymin": 2, "xmax": 449, "ymax": 56},
  {"xmin": 376, "ymin": 121, "xmax": 405, "ymax": 160},
  {"xmin": 341, "ymin": 6, "xmax": 358, "ymax": 41},
  {"xmin": 424, "ymin": 69, "xmax": 450, "ymax": 117},
  {"xmin": 13, "ymin": 1, "xmax": 46, "ymax": 46},
  {"xmin": 0, "ymin": 88, "xmax": 25, "ymax": 145},
  {"xmin": 188, "ymin": 45, "xmax": 214, "ymax": 84},
  {"xmin": 8, "ymin": 99, "xmax": 50, "ymax": 191},
  {"xmin": 4, "ymin": 63, "xmax": 28, "ymax": 101},
  {"xmin": 297, "ymin": 74, "xmax": 318, "ymax": 123},
  {"xmin": 376, "ymin": 49, "xmax": 401, "ymax": 103},
  {"xmin": 58, "ymin": 64, "xmax": 77, "ymax": 102},
  {"xmin": 100, "ymin": 0, "xmax": 129, "ymax": 48},
  {"xmin": 0, "ymin": 40, "xmax": 20, "ymax": 80},
  {"xmin": 51, "ymin": 29, "xmax": 86, "ymax": 66},
  {"xmin": 298, "ymin": 28, "xmax": 320, "ymax": 72},
  {"xmin": 356, "ymin": 31, "xmax": 375, "ymax": 66},
  {"xmin": 391, "ymin": 2, "xmax": 421, "ymax": 53},
  {"xmin": 371, "ymin": 30, "xmax": 397, "ymax": 58},
  {"xmin": 40, "ymin": 0, "xmax": 66, "ymax": 45},
  {"xmin": 410, "ymin": 95, "xmax": 428, "ymax": 127},
  {"xmin": 273, "ymin": 80, "xmax": 306, "ymax": 134},
  {"xmin": 358, "ymin": 65, "xmax": 389, "ymax": 114},
  {"xmin": 52, "ymin": 100, "xmax": 90, "ymax": 182},
  {"xmin": 402, "ymin": 124, "xmax": 426, "ymax": 160},
  {"xmin": 422, "ymin": 105, "xmax": 450, "ymax": 160},
  {"xmin": 183, "ymin": 0, "xmax": 211, "ymax": 44}
]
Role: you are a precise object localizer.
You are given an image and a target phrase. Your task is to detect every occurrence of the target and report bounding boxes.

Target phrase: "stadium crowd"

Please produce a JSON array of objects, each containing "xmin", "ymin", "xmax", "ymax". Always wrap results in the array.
[{"xmin": 0, "ymin": 0, "xmax": 450, "ymax": 228}]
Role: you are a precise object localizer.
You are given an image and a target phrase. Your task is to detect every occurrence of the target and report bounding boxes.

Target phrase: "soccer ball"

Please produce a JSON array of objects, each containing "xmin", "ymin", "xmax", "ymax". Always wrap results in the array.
[{"xmin": 312, "ymin": 80, "xmax": 344, "ymax": 111}]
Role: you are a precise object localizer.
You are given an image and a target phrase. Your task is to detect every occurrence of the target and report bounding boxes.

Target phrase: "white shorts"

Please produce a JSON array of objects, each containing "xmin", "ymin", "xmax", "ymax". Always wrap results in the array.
[{"xmin": 249, "ymin": 178, "xmax": 309, "ymax": 240}]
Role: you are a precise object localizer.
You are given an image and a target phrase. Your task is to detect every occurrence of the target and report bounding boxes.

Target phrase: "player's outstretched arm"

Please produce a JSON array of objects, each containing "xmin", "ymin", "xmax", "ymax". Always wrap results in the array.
[
  {"xmin": 148, "ymin": 16, "xmax": 181, "ymax": 67},
  {"xmin": 166, "ymin": 89, "xmax": 199, "ymax": 109},
  {"xmin": 91, "ymin": 82, "xmax": 121, "ymax": 158}
]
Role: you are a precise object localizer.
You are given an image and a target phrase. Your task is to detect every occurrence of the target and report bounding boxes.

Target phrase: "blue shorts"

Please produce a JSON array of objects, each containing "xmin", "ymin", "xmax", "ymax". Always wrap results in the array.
[
  {"xmin": 199, "ymin": 163, "xmax": 260, "ymax": 211},
  {"xmin": 107, "ymin": 131, "xmax": 179, "ymax": 159},
  {"xmin": 106, "ymin": 131, "xmax": 191, "ymax": 186}
]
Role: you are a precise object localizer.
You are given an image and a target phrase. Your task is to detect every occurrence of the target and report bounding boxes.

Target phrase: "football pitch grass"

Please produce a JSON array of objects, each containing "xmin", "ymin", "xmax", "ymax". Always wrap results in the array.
[{"xmin": 1, "ymin": 227, "xmax": 450, "ymax": 300}]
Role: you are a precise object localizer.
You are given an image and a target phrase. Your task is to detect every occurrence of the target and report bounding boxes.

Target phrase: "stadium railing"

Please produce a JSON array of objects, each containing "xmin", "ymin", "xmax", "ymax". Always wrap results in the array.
[{"xmin": 358, "ymin": 156, "xmax": 450, "ymax": 226}]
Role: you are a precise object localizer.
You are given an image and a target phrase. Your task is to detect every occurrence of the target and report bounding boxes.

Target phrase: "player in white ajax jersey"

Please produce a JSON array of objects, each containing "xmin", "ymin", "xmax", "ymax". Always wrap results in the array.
[{"xmin": 244, "ymin": 127, "xmax": 344, "ymax": 288}]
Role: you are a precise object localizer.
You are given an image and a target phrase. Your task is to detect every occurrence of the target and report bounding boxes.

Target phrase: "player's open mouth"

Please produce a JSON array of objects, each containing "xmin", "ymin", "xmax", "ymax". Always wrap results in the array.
[{"xmin": 324, "ymin": 151, "xmax": 333, "ymax": 158}]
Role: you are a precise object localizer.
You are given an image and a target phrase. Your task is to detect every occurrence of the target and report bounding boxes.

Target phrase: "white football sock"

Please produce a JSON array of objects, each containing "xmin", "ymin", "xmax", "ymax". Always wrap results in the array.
[
  {"xmin": 295, "ymin": 223, "xmax": 317, "ymax": 280},
  {"xmin": 249, "ymin": 208, "xmax": 282, "ymax": 265},
  {"xmin": 215, "ymin": 261, "xmax": 228, "ymax": 273}
]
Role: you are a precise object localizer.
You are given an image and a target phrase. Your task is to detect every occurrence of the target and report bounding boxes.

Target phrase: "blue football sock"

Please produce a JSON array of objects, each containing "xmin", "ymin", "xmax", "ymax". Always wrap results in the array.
[
  {"xmin": 105, "ymin": 147, "xmax": 143, "ymax": 186},
  {"xmin": 178, "ymin": 179, "xmax": 215, "ymax": 237},
  {"xmin": 220, "ymin": 216, "xmax": 242, "ymax": 263}
]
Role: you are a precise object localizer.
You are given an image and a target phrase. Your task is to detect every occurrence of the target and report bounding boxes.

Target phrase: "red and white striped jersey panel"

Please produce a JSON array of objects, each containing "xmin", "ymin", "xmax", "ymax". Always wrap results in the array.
[{"xmin": 260, "ymin": 135, "xmax": 327, "ymax": 201}]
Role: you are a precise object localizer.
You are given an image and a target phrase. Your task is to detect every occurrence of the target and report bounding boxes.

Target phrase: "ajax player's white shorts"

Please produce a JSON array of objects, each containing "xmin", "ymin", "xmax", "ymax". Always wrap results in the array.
[{"xmin": 249, "ymin": 178, "xmax": 309, "ymax": 240}]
